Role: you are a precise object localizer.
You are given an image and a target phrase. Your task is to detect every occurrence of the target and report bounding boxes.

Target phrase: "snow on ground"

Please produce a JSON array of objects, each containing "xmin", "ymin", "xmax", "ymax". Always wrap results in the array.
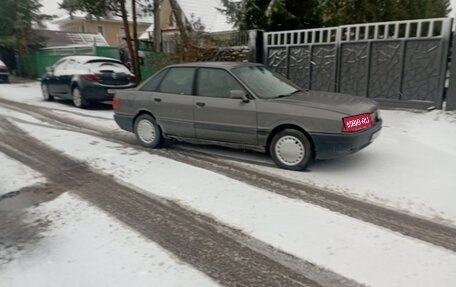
[
  {"xmin": 0, "ymin": 82, "xmax": 113, "ymax": 120},
  {"xmin": 1, "ymin": 83, "xmax": 455, "ymax": 226},
  {"xmin": 4, "ymin": 108, "xmax": 456, "ymax": 287},
  {"xmin": 237, "ymin": 108, "xmax": 456, "ymax": 225},
  {"xmin": 0, "ymin": 192, "xmax": 219, "ymax": 287},
  {"xmin": 0, "ymin": 153, "xmax": 46, "ymax": 197}
]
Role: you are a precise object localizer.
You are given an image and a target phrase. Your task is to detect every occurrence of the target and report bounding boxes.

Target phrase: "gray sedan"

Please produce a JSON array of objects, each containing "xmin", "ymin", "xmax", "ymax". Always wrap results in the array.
[{"xmin": 113, "ymin": 62, "xmax": 381, "ymax": 170}]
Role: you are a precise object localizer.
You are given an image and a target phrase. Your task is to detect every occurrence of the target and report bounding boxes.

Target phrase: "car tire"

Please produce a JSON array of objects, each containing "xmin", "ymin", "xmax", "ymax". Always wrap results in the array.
[
  {"xmin": 134, "ymin": 114, "xmax": 163, "ymax": 148},
  {"xmin": 41, "ymin": 84, "xmax": 54, "ymax": 101},
  {"xmin": 72, "ymin": 86, "xmax": 89, "ymax": 108},
  {"xmin": 270, "ymin": 129, "xmax": 313, "ymax": 171}
]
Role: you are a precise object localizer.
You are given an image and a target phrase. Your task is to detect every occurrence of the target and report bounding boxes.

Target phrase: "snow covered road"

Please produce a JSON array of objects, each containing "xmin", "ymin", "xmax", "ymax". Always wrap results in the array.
[{"xmin": 1, "ymin": 82, "xmax": 456, "ymax": 286}]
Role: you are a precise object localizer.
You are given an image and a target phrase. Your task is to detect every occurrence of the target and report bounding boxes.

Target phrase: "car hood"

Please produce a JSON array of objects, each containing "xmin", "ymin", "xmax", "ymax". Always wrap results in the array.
[{"xmin": 271, "ymin": 90, "xmax": 378, "ymax": 115}]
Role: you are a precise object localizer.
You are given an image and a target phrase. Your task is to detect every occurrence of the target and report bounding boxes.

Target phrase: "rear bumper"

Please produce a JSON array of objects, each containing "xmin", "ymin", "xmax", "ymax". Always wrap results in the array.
[
  {"xmin": 114, "ymin": 113, "xmax": 134, "ymax": 132},
  {"xmin": 310, "ymin": 119, "xmax": 382, "ymax": 159},
  {"xmin": 81, "ymin": 86, "xmax": 115, "ymax": 101},
  {"xmin": 0, "ymin": 73, "xmax": 9, "ymax": 81},
  {"xmin": 81, "ymin": 85, "xmax": 136, "ymax": 101}
]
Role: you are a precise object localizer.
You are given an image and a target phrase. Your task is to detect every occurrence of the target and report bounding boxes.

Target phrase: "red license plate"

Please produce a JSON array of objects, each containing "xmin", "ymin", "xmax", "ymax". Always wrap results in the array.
[{"xmin": 343, "ymin": 113, "xmax": 372, "ymax": 131}]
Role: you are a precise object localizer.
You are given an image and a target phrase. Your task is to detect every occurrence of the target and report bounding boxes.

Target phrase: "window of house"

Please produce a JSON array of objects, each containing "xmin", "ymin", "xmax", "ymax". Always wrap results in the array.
[
  {"xmin": 118, "ymin": 27, "xmax": 126, "ymax": 45},
  {"xmin": 97, "ymin": 25, "xmax": 104, "ymax": 35},
  {"xmin": 168, "ymin": 13, "xmax": 175, "ymax": 27}
]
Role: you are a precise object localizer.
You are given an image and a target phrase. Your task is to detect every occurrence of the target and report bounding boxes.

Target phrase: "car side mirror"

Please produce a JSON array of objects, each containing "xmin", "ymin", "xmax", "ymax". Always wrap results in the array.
[{"xmin": 230, "ymin": 90, "xmax": 249, "ymax": 103}]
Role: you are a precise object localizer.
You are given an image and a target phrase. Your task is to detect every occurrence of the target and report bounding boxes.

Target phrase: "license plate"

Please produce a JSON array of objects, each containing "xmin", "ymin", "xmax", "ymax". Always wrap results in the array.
[{"xmin": 343, "ymin": 113, "xmax": 372, "ymax": 132}]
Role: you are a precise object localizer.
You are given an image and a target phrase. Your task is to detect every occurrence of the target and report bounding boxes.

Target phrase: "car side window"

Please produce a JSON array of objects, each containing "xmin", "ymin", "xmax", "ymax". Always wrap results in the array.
[
  {"xmin": 140, "ymin": 69, "xmax": 168, "ymax": 92},
  {"xmin": 158, "ymin": 67, "xmax": 195, "ymax": 95},
  {"xmin": 196, "ymin": 68, "xmax": 245, "ymax": 98}
]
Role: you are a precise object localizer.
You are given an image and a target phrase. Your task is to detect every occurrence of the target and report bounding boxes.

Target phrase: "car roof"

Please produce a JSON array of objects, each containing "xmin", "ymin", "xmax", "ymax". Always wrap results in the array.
[
  {"xmin": 166, "ymin": 62, "xmax": 263, "ymax": 69},
  {"xmin": 61, "ymin": 55, "xmax": 123, "ymax": 64}
]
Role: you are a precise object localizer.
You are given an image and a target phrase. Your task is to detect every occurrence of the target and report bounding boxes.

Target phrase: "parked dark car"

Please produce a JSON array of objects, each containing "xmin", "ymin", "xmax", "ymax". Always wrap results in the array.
[
  {"xmin": 113, "ymin": 62, "xmax": 382, "ymax": 170},
  {"xmin": 0, "ymin": 60, "xmax": 9, "ymax": 83},
  {"xmin": 41, "ymin": 56, "xmax": 137, "ymax": 108}
]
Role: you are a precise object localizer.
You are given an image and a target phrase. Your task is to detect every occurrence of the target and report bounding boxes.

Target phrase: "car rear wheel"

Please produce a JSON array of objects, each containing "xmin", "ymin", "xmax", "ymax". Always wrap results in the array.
[
  {"xmin": 134, "ymin": 114, "xmax": 163, "ymax": 148},
  {"xmin": 270, "ymin": 129, "xmax": 313, "ymax": 171},
  {"xmin": 72, "ymin": 87, "xmax": 89, "ymax": 108},
  {"xmin": 41, "ymin": 84, "xmax": 54, "ymax": 101}
]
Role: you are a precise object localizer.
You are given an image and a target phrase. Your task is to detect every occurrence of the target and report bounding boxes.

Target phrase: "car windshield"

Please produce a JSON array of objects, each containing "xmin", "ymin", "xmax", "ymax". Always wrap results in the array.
[{"xmin": 232, "ymin": 65, "xmax": 301, "ymax": 99}]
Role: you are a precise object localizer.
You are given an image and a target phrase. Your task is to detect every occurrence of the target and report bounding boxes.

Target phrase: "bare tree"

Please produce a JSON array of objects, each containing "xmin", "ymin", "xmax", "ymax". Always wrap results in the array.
[
  {"xmin": 169, "ymin": 0, "xmax": 190, "ymax": 61},
  {"xmin": 152, "ymin": 0, "xmax": 161, "ymax": 51},
  {"xmin": 131, "ymin": 0, "xmax": 140, "ymax": 79}
]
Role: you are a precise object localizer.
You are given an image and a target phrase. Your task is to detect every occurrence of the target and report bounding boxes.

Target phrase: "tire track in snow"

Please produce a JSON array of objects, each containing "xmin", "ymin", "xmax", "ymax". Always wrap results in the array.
[
  {"xmin": 1, "ymin": 97, "xmax": 456, "ymax": 253},
  {"xmin": 0, "ymin": 118, "xmax": 363, "ymax": 287}
]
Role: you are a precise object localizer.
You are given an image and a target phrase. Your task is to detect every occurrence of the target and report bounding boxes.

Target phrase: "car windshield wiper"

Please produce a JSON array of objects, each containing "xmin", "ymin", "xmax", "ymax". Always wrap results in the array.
[{"xmin": 275, "ymin": 89, "xmax": 301, "ymax": 98}]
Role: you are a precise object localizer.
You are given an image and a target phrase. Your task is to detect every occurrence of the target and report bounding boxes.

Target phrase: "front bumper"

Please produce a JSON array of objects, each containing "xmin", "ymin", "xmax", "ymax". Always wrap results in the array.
[{"xmin": 310, "ymin": 119, "xmax": 382, "ymax": 159}]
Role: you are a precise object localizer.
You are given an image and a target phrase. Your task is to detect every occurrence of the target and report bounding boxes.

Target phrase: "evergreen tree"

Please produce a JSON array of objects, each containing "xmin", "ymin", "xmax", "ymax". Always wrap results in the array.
[
  {"xmin": 218, "ymin": 0, "xmax": 322, "ymax": 31},
  {"xmin": 0, "ymin": 0, "xmax": 52, "ymax": 74},
  {"xmin": 0, "ymin": 0, "xmax": 51, "ymax": 52},
  {"xmin": 322, "ymin": 0, "xmax": 451, "ymax": 26}
]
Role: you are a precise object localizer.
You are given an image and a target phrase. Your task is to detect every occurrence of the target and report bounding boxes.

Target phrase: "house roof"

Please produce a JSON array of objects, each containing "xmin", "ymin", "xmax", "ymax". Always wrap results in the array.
[
  {"xmin": 42, "ymin": 0, "xmax": 153, "ymax": 29},
  {"xmin": 53, "ymin": 15, "xmax": 152, "ymax": 26},
  {"xmin": 177, "ymin": 0, "xmax": 234, "ymax": 33},
  {"xmin": 35, "ymin": 29, "xmax": 110, "ymax": 47}
]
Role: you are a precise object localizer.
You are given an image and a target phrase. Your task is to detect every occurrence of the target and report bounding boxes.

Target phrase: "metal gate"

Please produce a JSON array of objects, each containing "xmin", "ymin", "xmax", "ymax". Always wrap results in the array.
[{"xmin": 263, "ymin": 18, "xmax": 453, "ymax": 109}]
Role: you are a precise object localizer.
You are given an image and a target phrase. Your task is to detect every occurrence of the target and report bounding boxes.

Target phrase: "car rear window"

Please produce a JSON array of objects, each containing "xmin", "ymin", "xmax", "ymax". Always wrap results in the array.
[
  {"xmin": 140, "ymin": 69, "xmax": 168, "ymax": 91},
  {"xmin": 86, "ymin": 61, "xmax": 130, "ymax": 73}
]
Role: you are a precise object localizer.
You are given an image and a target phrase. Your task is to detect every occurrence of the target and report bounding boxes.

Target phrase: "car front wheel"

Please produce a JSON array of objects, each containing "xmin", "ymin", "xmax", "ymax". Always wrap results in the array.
[
  {"xmin": 270, "ymin": 129, "xmax": 313, "ymax": 171},
  {"xmin": 41, "ymin": 84, "xmax": 54, "ymax": 101},
  {"xmin": 134, "ymin": 114, "xmax": 163, "ymax": 148}
]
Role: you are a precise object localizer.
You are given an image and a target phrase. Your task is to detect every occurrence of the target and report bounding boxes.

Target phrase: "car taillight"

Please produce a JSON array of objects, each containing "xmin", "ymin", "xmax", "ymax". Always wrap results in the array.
[
  {"xmin": 112, "ymin": 97, "xmax": 120, "ymax": 110},
  {"xmin": 82, "ymin": 74, "xmax": 100, "ymax": 81},
  {"xmin": 0, "ymin": 65, "xmax": 8, "ymax": 72},
  {"xmin": 128, "ymin": 74, "xmax": 137, "ymax": 83}
]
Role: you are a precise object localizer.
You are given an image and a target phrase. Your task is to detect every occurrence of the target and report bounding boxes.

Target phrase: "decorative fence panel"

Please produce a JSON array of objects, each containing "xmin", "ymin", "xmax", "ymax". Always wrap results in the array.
[{"xmin": 263, "ymin": 18, "xmax": 453, "ymax": 109}]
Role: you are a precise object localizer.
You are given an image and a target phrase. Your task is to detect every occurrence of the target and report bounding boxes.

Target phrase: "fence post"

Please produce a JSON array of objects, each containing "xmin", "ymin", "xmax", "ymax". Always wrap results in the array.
[
  {"xmin": 248, "ymin": 29, "xmax": 264, "ymax": 63},
  {"xmin": 446, "ymin": 31, "xmax": 456, "ymax": 111}
]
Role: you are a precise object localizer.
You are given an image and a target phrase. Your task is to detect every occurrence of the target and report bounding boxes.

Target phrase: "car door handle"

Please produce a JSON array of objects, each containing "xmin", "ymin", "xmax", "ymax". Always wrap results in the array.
[
  {"xmin": 196, "ymin": 102, "xmax": 206, "ymax": 107},
  {"xmin": 154, "ymin": 98, "xmax": 162, "ymax": 102}
]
